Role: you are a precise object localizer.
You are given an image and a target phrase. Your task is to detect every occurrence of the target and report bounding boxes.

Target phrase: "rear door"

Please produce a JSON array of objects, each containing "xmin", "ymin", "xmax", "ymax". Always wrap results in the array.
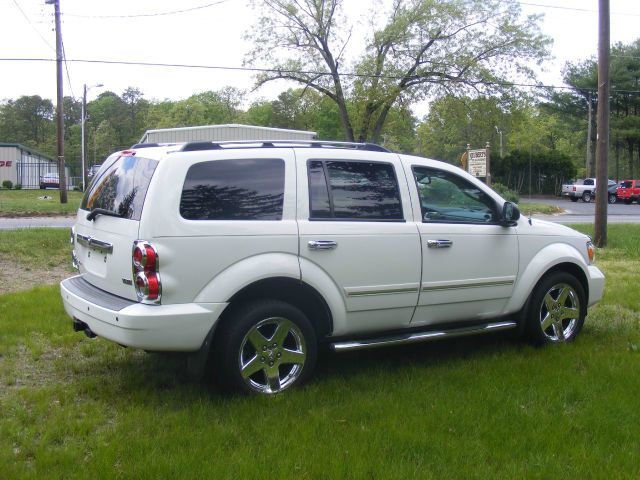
[
  {"xmin": 296, "ymin": 150, "xmax": 421, "ymax": 336},
  {"xmin": 74, "ymin": 152, "xmax": 158, "ymax": 300}
]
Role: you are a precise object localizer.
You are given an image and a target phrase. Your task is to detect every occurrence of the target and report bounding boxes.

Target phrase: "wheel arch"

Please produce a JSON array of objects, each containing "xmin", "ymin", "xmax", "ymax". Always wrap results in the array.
[
  {"xmin": 221, "ymin": 277, "xmax": 334, "ymax": 341},
  {"xmin": 506, "ymin": 244, "xmax": 590, "ymax": 315}
]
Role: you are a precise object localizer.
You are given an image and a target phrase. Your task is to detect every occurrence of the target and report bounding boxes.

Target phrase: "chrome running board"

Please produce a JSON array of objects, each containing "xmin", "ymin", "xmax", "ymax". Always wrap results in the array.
[{"xmin": 330, "ymin": 321, "xmax": 517, "ymax": 352}]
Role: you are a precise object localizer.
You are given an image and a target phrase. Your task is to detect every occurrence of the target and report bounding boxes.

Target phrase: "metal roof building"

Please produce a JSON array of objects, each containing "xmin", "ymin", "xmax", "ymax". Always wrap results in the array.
[
  {"xmin": 138, "ymin": 124, "xmax": 317, "ymax": 144},
  {"xmin": 0, "ymin": 143, "xmax": 68, "ymax": 189}
]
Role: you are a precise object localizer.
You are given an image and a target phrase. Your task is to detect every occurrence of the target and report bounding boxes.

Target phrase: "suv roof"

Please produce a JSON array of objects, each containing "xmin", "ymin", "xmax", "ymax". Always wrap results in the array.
[{"xmin": 130, "ymin": 140, "xmax": 390, "ymax": 155}]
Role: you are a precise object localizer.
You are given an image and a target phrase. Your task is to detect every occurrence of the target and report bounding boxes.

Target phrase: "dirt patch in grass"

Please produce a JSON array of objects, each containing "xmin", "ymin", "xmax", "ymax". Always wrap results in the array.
[{"xmin": 0, "ymin": 258, "xmax": 70, "ymax": 294}]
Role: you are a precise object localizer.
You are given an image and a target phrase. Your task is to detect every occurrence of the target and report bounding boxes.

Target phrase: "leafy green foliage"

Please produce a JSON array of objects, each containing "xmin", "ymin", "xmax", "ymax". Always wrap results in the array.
[
  {"xmin": 491, "ymin": 182, "xmax": 519, "ymax": 203},
  {"xmin": 494, "ymin": 149, "xmax": 575, "ymax": 195},
  {"xmin": 245, "ymin": 0, "xmax": 550, "ymax": 142}
]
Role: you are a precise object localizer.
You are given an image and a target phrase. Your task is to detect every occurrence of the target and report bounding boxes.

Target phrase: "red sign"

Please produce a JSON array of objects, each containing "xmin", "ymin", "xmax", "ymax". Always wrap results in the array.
[{"xmin": 0, "ymin": 161, "xmax": 13, "ymax": 167}]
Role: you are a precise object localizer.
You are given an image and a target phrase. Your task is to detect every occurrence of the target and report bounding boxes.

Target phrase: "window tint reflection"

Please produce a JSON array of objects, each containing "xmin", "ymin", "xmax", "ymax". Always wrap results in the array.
[
  {"xmin": 81, "ymin": 155, "xmax": 158, "ymax": 221},
  {"xmin": 180, "ymin": 158, "xmax": 285, "ymax": 220},
  {"xmin": 308, "ymin": 160, "xmax": 403, "ymax": 221}
]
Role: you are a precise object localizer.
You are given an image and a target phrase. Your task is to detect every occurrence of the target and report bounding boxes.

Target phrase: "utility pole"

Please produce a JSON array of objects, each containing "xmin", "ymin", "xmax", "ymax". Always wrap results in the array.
[
  {"xmin": 586, "ymin": 92, "xmax": 593, "ymax": 177},
  {"xmin": 594, "ymin": 0, "xmax": 610, "ymax": 247},
  {"xmin": 47, "ymin": 0, "xmax": 67, "ymax": 203}
]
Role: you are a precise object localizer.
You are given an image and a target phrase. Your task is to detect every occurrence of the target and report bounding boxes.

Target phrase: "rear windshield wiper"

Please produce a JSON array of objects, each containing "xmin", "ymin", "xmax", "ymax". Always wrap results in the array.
[{"xmin": 86, "ymin": 208, "xmax": 123, "ymax": 221}]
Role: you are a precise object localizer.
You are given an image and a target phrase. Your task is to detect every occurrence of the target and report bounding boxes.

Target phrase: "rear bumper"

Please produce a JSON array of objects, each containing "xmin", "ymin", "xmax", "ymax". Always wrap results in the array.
[
  {"xmin": 60, "ymin": 276, "xmax": 228, "ymax": 351},
  {"xmin": 587, "ymin": 265, "xmax": 605, "ymax": 307}
]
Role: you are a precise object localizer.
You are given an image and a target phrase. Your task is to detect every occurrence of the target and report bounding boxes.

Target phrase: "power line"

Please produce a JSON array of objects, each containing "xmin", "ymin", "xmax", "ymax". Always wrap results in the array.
[
  {"xmin": 10, "ymin": 0, "xmax": 56, "ymax": 52},
  {"xmin": 64, "ymin": 0, "xmax": 231, "ymax": 19},
  {"xmin": 61, "ymin": 40, "xmax": 76, "ymax": 100},
  {"xmin": 519, "ymin": 1, "xmax": 640, "ymax": 17},
  {"xmin": 3, "ymin": 57, "xmax": 640, "ymax": 94}
]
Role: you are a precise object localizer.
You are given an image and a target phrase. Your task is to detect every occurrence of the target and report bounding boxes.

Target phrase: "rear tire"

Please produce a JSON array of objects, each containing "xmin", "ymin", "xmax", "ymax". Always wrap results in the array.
[
  {"xmin": 608, "ymin": 194, "xmax": 617, "ymax": 204},
  {"xmin": 624, "ymin": 199, "xmax": 632, "ymax": 205},
  {"xmin": 524, "ymin": 272, "xmax": 586, "ymax": 345},
  {"xmin": 582, "ymin": 192, "xmax": 592, "ymax": 203},
  {"xmin": 213, "ymin": 300, "xmax": 317, "ymax": 395}
]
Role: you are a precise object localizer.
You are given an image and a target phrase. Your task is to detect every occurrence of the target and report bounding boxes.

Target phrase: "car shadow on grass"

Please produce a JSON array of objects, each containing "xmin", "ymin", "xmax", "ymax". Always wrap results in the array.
[{"xmin": 63, "ymin": 330, "xmax": 525, "ymax": 400}]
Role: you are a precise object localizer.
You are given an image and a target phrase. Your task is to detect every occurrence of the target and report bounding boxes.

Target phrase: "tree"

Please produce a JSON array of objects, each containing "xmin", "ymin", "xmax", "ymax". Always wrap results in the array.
[
  {"xmin": 417, "ymin": 95, "xmax": 518, "ymax": 163},
  {"xmin": 557, "ymin": 38, "xmax": 640, "ymax": 180},
  {"xmin": 245, "ymin": 0, "xmax": 550, "ymax": 143},
  {"xmin": 0, "ymin": 95, "xmax": 54, "ymax": 147}
]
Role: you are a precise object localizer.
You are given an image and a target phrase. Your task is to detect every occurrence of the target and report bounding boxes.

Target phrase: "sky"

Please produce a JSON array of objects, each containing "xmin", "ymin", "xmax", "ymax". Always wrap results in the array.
[{"xmin": 1, "ymin": 0, "xmax": 639, "ymax": 116}]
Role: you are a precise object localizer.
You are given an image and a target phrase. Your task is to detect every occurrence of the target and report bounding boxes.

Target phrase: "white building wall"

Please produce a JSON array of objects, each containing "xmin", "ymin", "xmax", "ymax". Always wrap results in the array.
[{"xmin": 0, "ymin": 146, "xmax": 20, "ymax": 185}]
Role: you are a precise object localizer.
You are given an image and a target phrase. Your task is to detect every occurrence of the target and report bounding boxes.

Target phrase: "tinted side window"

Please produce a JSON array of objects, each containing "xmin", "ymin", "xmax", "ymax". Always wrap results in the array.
[
  {"xmin": 308, "ymin": 160, "xmax": 403, "ymax": 221},
  {"xmin": 413, "ymin": 166, "xmax": 497, "ymax": 224},
  {"xmin": 180, "ymin": 158, "xmax": 285, "ymax": 220}
]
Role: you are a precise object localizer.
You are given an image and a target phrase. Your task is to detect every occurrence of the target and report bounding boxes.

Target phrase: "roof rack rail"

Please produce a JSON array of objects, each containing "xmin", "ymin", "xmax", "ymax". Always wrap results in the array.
[
  {"xmin": 131, "ymin": 142, "xmax": 181, "ymax": 149},
  {"xmin": 179, "ymin": 140, "xmax": 390, "ymax": 153}
]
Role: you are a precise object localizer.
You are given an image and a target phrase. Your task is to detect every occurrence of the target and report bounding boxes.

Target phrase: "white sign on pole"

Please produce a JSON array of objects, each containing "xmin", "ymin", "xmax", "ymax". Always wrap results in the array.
[{"xmin": 468, "ymin": 149, "xmax": 487, "ymax": 177}]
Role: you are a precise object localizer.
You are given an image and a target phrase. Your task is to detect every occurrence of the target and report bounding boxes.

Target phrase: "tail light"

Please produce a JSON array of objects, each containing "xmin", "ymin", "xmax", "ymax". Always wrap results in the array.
[
  {"xmin": 572, "ymin": 186, "xmax": 576, "ymax": 192},
  {"xmin": 132, "ymin": 240, "xmax": 161, "ymax": 304}
]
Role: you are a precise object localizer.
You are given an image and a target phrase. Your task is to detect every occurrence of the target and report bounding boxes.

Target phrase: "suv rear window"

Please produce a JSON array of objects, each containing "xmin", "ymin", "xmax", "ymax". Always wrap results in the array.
[
  {"xmin": 81, "ymin": 154, "xmax": 158, "ymax": 221},
  {"xmin": 180, "ymin": 158, "xmax": 285, "ymax": 220}
]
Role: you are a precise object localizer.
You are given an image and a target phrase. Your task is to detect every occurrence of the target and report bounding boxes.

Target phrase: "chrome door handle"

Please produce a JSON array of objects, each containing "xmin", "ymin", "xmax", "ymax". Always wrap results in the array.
[
  {"xmin": 308, "ymin": 240, "xmax": 338, "ymax": 250},
  {"xmin": 427, "ymin": 239, "xmax": 453, "ymax": 249}
]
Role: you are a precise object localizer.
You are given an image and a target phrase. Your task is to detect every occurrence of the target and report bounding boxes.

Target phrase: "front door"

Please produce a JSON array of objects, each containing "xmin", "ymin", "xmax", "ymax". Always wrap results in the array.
[{"xmin": 403, "ymin": 160, "xmax": 519, "ymax": 326}]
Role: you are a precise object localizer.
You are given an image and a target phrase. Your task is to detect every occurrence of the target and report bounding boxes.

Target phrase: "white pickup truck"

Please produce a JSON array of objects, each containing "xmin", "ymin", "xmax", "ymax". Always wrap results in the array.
[{"xmin": 561, "ymin": 178, "xmax": 616, "ymax": 203}]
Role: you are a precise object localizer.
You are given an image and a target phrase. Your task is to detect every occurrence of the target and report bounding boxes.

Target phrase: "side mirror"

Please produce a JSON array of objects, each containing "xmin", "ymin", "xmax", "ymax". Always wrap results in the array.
[{"xmin": 501, "ymin": 201, "xmax": 520, "ymax": 227}]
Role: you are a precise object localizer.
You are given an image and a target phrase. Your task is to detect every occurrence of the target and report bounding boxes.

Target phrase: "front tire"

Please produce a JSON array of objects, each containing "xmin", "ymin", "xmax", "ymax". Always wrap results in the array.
[
  {"xmin": 525, "ymin": 272, "xmax": 586, "ymax": 345},
  {"xmin": 608, "ymin": 194, "xmax": 617, "ymax": 204},
  {"xmin": 214, "ymin": 300, "xmax": 317, "ymax": 395}
]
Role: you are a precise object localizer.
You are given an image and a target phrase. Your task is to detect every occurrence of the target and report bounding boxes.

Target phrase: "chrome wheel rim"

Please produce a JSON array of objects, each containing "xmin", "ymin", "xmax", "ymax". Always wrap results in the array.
[
  {"xmin": 238, "ymin": 317, "xmax": 306, "ymax": 394},
  {"xmin": 539, "ymin": 282, "xmax": 580, "ymax": 342}
]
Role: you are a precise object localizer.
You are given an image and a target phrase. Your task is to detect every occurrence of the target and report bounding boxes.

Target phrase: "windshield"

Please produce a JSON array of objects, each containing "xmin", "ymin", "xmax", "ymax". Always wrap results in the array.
[{"xmin": 80, "ymin": 154, "xmax": 158, "ymax": 220}]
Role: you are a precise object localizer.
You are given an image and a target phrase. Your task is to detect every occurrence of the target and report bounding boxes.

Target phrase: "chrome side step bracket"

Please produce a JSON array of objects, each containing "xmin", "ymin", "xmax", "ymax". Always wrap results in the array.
[{"xmin": 330, "ymin": 321, "xmax": 517, "ymax": 352}]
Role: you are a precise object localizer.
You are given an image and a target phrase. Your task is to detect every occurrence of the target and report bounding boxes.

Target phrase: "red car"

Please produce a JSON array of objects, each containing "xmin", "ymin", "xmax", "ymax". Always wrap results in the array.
[{"xmin": 617, "ymin": 180, "xmax": 640, "ymax": 204}]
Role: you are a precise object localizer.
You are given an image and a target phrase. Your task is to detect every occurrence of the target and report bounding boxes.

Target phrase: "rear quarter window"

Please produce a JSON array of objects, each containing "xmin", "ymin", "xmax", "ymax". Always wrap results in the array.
[
  {"xmin": 81, "ymin": 155, "xmax": 158, "ymax": 221},
  {"xmin": 180, "ymin": 158, "xmax": 285, "ymax": 220}
]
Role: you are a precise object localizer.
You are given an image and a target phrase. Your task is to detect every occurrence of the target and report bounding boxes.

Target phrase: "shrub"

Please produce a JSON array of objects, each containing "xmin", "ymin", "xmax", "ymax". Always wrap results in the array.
[
  {"xmin": 2, "ymin": 180, "xmax": 13, "ymax": 190},
  {"xmin": 491, "ymin": 182, "xmax": 519, "ymax": 203},
  {"xmin": 15, "ymin": 183, "xmax": 22, "ymax": 190}
]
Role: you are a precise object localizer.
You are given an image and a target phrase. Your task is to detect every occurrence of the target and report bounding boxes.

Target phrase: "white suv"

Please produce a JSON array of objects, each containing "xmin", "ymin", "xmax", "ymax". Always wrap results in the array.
[{"xmin": 60, "ymin": 140, "xmax": 605, "ymax": 394}]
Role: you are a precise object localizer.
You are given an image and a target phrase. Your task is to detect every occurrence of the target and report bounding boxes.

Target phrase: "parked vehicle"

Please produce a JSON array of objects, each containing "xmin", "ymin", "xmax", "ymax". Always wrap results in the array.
[
  {"xmin": 561, "ymin": 178, "xmax": 617, "ymax": 203},
  {"xmin": 616, "ymin": 180, "xmax": 640, "ymax": 204},
  {"xmin": 60, "ymin": 141, "xmax": 605, "ymax": 395},
  {"xmin": 607, "ymin": 182, "xmax": 620, "ymax": 204},
  {"xmin": 39, "ymin": 172, "xmax": 59, "ymax": 189}
]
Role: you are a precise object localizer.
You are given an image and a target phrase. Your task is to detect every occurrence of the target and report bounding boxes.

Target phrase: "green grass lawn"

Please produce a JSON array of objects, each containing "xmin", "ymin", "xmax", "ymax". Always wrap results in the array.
[
  {"xmin": 517, "ymin": 202, "xmax": 563, "ymax": 216},
  {"xmin": 0, "ymin": 190, "xmax": 83, "ymax": 216},
  {"xmin": 0, "ymin": 226, "xmax": 639, "ymax": 478}
]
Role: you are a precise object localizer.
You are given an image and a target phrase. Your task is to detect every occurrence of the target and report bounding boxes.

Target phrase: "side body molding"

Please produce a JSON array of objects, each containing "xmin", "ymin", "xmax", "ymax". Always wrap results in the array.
[
  {"xmin": 194, "ymin": 253, "xmax": 301, "ymax": 303},
  {"xmin": 504, "ymin": 242, "xmax": 590, "ymax": 314}
]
